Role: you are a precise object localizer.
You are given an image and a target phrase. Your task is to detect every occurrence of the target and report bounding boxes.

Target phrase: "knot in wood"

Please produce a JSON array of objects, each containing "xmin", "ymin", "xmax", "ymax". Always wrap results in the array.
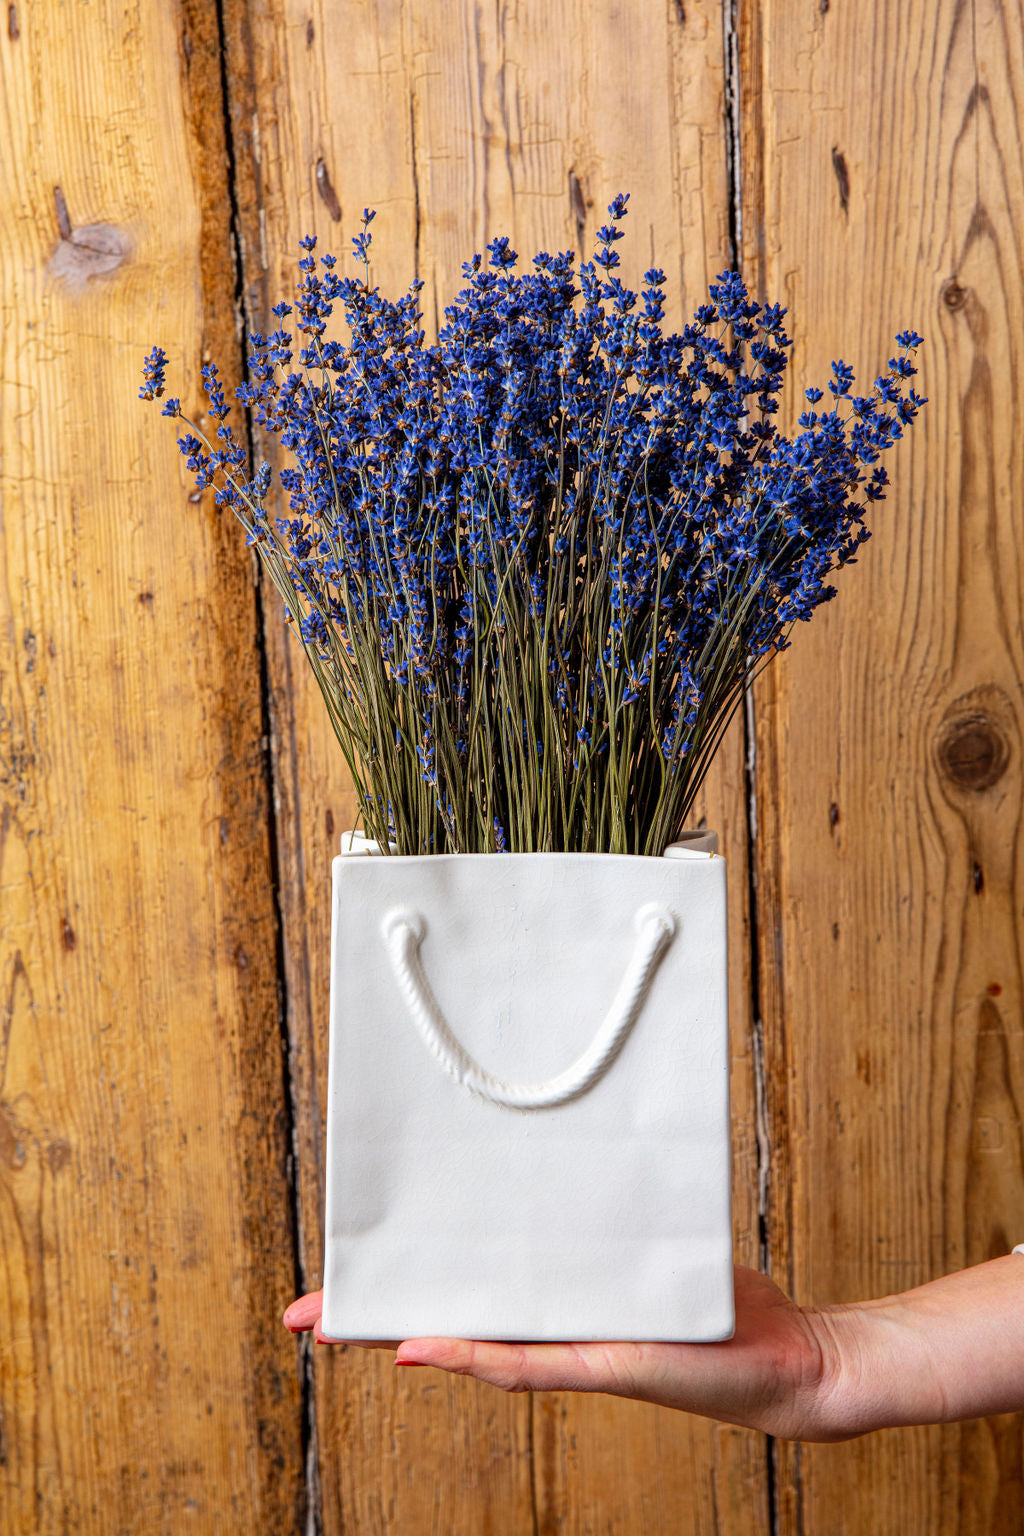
[
  {"xmin": 936, "ymin": 710, "xmax": 1009, "ymax": 791},
  {"xmin": 48, "ymin": 222, "xmax": 131, "ymax": 293},
  {"xmin": 942, "ymin": 278, "xmax": 968, "ymax": 311}
]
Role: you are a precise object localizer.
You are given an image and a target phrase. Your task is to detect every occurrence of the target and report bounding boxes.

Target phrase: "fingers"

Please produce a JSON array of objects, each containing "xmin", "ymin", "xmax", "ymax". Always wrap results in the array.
[
  {"xmin": 282, "ymin": 1295, "xmax": 397, "ymax": 1349},
  {"xmin": 315, "ymin": 1330, "xmax": 400, "ymax": 1349},
  {"xmin": 283, "ymin": 1292, "xmax": 323, "ymax": 1333},
  {"xmin": 283, "ymin": 1302, "xmax": 651, "ymax": 1394},
  {"xmin": 393, "ymin": 1337, "xmax": 638, "ymax": 1395}
]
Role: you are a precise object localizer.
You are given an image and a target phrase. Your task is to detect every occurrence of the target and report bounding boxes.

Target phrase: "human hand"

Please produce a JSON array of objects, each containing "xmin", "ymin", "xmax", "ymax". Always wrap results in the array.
[
  {"xmin": 285, "ymin": 1255, "xmax": 1024, "ymax": 1440},
  {"xmin": 283, "ymin": 1265, "xmax": 858, "ymax": 1441}
]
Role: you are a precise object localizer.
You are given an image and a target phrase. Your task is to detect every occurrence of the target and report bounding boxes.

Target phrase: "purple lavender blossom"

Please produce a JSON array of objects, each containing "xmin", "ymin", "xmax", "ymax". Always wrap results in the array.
[{"xmin": 141, "ymin": 201, "xmax": 926, "ymax": 855}]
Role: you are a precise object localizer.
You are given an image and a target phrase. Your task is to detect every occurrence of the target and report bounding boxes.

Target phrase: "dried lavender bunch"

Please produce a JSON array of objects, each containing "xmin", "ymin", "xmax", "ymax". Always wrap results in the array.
[{"xmin": 141, "ymin": 196, "xmax": 925, "ymax": 855}]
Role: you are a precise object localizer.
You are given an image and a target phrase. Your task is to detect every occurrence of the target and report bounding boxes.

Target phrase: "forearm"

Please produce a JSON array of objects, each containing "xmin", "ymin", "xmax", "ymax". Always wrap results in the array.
[
  {"xmin": 284, "ymin": 1258, "xmax": 1024, "ymax": 1444},
  {"xmin": 818, "ymin": 1255, "xmax": 1024, "ymax": 1438}
]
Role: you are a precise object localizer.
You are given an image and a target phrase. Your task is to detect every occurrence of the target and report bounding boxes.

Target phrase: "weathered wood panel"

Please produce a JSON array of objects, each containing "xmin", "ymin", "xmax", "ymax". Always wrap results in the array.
[
  {"xmin": 220, "ymin": 0, "xmax": 769, "ymax": 1529},
  {"xmin": 528, "ymin": 728, "xmax": 767, "ymax": 1536},
  {"xmin": 742, "ymin": 0, "xmax": 1024, "ymax": 1530},
  {"xmin": 220, "ymin": 3, "xmax": 537, "ymax": 1529},
  {"xmin": 11, "ymin": 0, "xmax": 1023, "ymax": 1528},
  {"xmin": 0, "ymin": 3, "xmax": 303, "ymax": 1531}
]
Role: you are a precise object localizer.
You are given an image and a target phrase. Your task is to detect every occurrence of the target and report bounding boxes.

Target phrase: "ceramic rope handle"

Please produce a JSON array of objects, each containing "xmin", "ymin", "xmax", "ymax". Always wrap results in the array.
[{"xmin": 380, "ymin": 902, "xmax": 677, "ymax": 1110}]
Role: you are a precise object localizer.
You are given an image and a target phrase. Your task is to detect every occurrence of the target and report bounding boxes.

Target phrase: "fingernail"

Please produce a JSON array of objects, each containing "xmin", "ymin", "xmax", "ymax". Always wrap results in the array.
[
  {"xmin": 395, "ymin": 1358, "xmax": 426, "ymax": 1367},
  {"xmin": 288, "ymin": 1325, "xmax": 303, "ymax": 1334}
]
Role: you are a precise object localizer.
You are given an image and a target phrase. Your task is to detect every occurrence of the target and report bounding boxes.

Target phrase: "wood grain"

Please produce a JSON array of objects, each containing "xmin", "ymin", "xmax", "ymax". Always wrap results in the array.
[
  {"xmin": 11, "ymin": 0, "xmax": 1021, "ymax": 1527},
  {"xmin": 220, "ymin": 0, "xmax": 769, "ymax": 1529},
  {"xmin": 529, "ymin": 722, "xmax": 768, "ymax": 1536},
  {"xmin": 741, "ymin": 0, "xmax": 1024, "ymax": 1529},
  {"xmin": 0, "ymin": 3, "xmax": 303, "ymax": 1530}
]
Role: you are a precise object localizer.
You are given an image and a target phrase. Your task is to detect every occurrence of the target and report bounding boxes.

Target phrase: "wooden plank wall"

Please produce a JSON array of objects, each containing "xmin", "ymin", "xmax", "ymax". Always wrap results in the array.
[
  {"xmin": 0, "ymin": 1, "xmax": 1020, "ymax": 1532},
  {"xmin": 0, "ymin": 1, "xmax": 304, "ymax": 1529},
  {"xmin": 742, "ymin": 2, "xmax": 1024, "ymax": 1531}
]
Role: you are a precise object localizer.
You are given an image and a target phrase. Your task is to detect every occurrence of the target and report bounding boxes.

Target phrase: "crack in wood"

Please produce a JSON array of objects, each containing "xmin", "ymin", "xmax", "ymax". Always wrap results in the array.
[
  {"xmin": 831, "ymin": 146, "xmax": 850, "ymax": 213},
  {"xmin": 722, "ymin": 0, "xmax": 743, "ymax": 263},
  {"xmin": 410, "ymin": 90, "xmax": 422, "ymax": 284},
  {"xmin": 53, "ymin": 185, "xmax": 71, "ymax": 240},
  {"xmin": 568, "ymin": 169, "xmax": 587, "ymax": 255},
  {"xmin": 730, "ymin": 4, "xmax": 781, "ymax": 1525},
  {"xmin": 209, "ymin": 0, "xmax": 322, "ymax": 1526},
  {"xmin": 315, "ymin": 158, "xmax": 342, "ymax": 222}
]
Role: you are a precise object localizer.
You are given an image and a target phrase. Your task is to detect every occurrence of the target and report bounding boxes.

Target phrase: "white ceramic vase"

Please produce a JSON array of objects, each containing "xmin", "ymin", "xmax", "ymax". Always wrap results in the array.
[{"xmin": 320, "ymin": 832, "xmax": 733, "ymax": 1343}]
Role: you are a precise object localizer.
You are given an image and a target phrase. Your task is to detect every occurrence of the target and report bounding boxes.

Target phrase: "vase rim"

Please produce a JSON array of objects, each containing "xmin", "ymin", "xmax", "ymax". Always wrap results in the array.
[{"xmin": 336, "ymin": 829, "xmax": 720, "ymax": 860}]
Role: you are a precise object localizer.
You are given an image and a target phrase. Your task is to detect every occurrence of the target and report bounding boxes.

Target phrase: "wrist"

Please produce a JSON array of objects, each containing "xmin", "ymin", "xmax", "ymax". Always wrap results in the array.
[
  {"xmin": 819, "ymin": 1255, "xmax": 1024, "ymax": 1435},
  {"xmin": 807, "ymin": 1295, "xmax": 948, "ymax": 1440}
]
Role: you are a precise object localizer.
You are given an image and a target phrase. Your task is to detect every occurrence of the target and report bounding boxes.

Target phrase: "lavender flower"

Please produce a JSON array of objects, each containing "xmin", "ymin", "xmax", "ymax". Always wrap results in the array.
[{"xmin": 142, "ymin": 201, "xmax": 926, "ymax": 854}]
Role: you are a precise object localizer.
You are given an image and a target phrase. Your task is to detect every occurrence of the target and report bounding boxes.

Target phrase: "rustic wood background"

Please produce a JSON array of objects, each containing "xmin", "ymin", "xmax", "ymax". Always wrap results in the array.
[{"xmin": 1, "ymin": 0, "xmax": 1021, "ymax": 1530}]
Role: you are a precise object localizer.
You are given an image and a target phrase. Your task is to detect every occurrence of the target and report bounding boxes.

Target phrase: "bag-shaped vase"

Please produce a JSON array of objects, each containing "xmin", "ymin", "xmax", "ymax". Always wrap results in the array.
[{"xmin": 321, "ymin": 833, "xmax": 733, "ymax": 1342}]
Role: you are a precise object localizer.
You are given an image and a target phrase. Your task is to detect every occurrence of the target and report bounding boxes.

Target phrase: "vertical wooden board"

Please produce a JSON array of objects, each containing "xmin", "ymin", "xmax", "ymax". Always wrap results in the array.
[
  {"xmin": 532, "ymin": 724, "xmax": 770, "ymax": 1536},
  {"xmin": 221, "ymin": 0, "xmax": 770, "ymax": 1529},
  {"xmin": 0, "ymin": 4, "xmax": 302, "ymax": 1532},
  {"xmin": 220, "ymin": 2, "xmax": 537, "ymax": 1530},
  {"xmin": 742, "ymin": 0, "xmax": 1024, "ymax": 1530}
]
